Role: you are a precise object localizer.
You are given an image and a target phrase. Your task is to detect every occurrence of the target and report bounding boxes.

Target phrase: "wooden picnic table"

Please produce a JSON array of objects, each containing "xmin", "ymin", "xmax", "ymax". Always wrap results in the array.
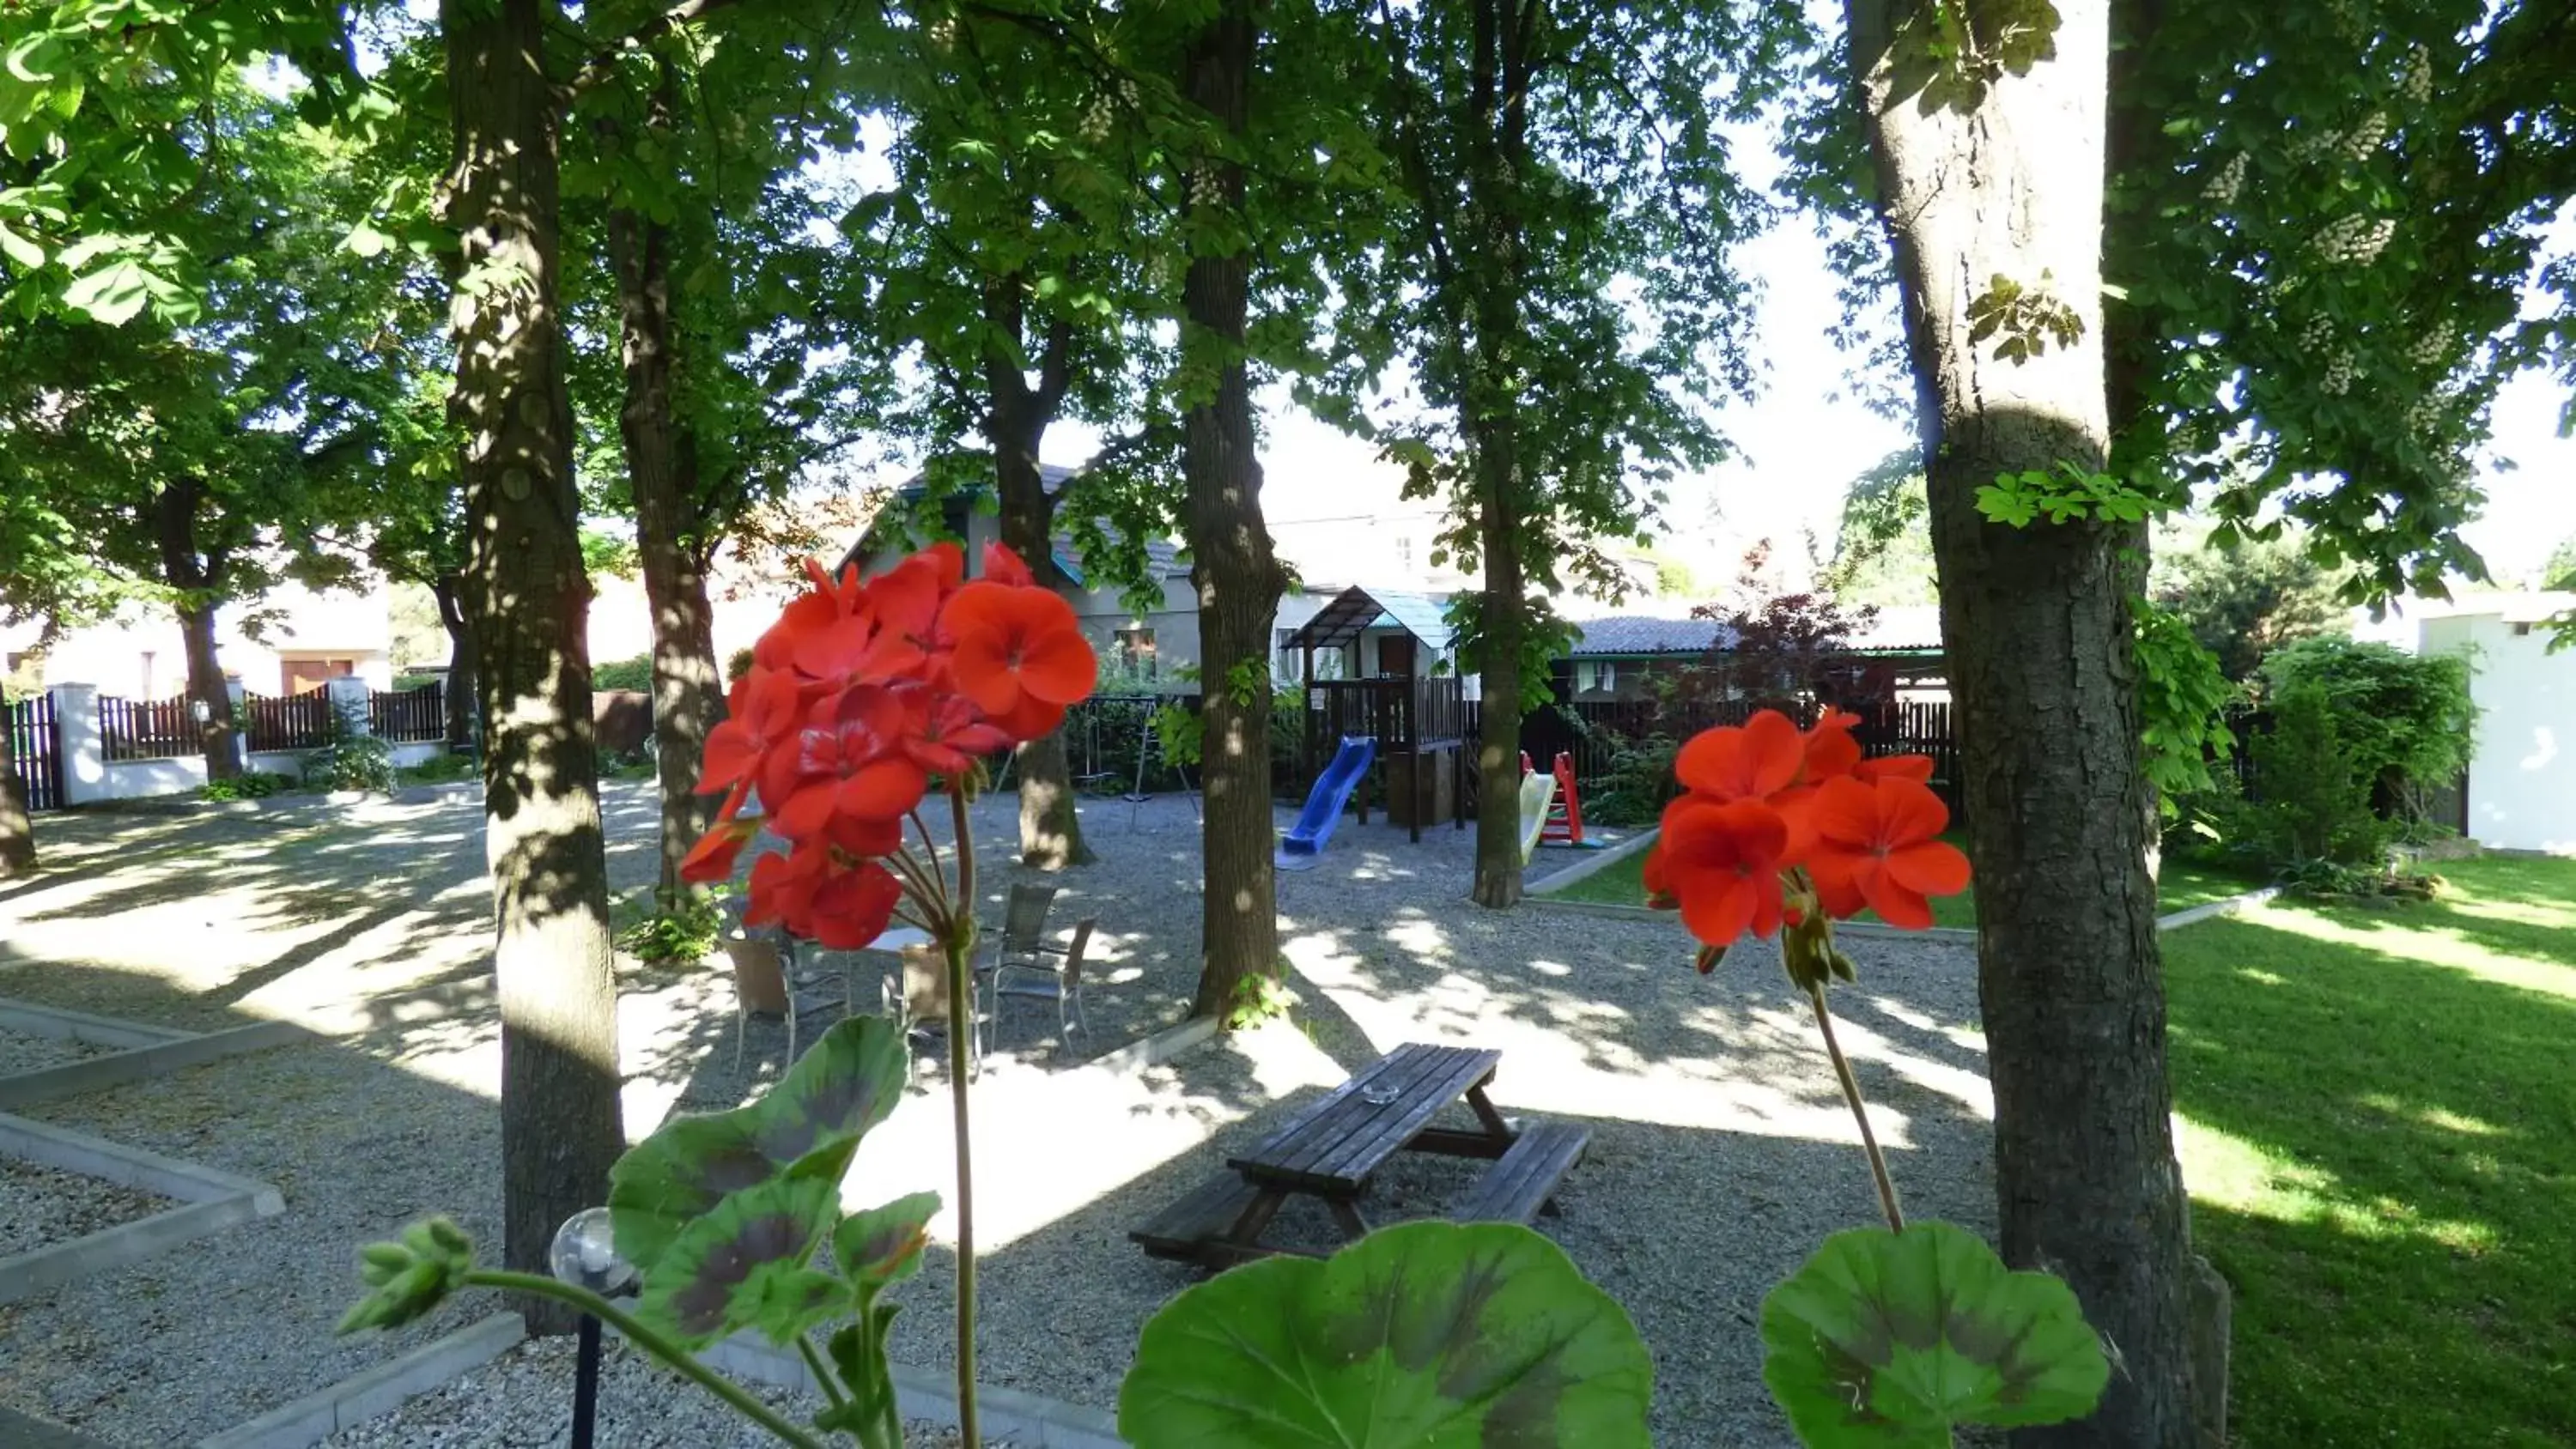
[{"xmin": 1133, "ymin": 1041, "xmax": 1590, "ymax": 1268}]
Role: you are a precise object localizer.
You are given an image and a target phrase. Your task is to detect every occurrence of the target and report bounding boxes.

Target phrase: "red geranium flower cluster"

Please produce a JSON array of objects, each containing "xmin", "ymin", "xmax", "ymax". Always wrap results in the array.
[
  {"xmin": 1643, "ymin": 707, "xmax": 1970, "ymax": 960},
  {"xmin": 677, "ymin": 542, "xmax": 1097, "ymax": 947}
]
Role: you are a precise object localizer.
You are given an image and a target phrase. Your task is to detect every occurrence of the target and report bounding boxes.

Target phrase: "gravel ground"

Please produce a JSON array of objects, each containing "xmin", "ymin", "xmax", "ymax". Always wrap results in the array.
[
  {"xmin": 0, "ymin": 1027, "xmax": 114, "ymax": 1077},
  {"xmin": 1, "ymin": 784, "xmax": 1991, "ymax": 1446},
  {"xmin": 321, "ymin": 1336, "xmax": 981, "ymax": 1448},
  {"xmin": 0, "ymin": 1160, "xmax": 173, "ymax": 1257}
]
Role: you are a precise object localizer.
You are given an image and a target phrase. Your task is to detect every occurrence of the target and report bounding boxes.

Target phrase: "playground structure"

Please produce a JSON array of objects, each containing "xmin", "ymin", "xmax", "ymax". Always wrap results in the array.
[
  {"xmin": 1517, "ymin": 750, "xmax": 1594, "ymax": 860},
  {"xmin": 1281, "ymin": 585, "xmax": 1471, "ymax": 846},
  {"xmin": 1278, "ymin": 736, "xmax": 1376, "ymax": 870}
]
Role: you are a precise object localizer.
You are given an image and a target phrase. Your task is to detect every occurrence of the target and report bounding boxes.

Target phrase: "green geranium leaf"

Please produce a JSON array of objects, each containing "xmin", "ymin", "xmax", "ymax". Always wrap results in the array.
[
  {"xmin": 1119, "ymin": 1221, "xmax": 1651, "ymax": 1447},
  {"xmin": 834, "ymin": 1191, "xmax": 940, "ymax": 1289},
  {"xmin": 610, "ymin": 1015, "xmax": 908, "ymax": 1273},
  {"xmin": 635, "ymin": 1173, "xmax": 845, "ymax": 1347},
  {"xmin": 1760, "ymin": 1222, "xmax": 2110, "ymax": 1446}
]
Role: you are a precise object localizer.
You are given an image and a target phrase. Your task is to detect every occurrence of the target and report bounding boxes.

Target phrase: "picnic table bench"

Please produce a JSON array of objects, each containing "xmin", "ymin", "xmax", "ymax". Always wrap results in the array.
[{"xmin": 1132, "ymin": 1041, "xmax": 1589, "ymax": 1268}]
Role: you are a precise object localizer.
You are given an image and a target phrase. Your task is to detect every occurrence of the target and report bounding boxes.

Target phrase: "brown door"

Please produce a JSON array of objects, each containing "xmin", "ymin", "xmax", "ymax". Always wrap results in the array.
[
  {"xmin": 282, "ymin": 658, "xmax": 356, "ymax": 694},
  {"xmin": 1376, "ymin": 634, "xmax": 1415, "ymax": 678}
]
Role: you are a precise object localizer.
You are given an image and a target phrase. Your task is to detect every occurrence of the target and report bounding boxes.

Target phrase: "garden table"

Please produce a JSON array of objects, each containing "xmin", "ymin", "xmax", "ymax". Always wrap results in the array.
[{"xmin": 1133, "ymin": 1041, "xmax": 1588, "ymax": 1268}]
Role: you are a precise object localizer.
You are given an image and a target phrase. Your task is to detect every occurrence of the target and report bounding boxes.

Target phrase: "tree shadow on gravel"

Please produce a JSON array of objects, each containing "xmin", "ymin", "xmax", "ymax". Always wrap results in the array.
[{"xmin": 874, "ymin": 1088, "xmax": 1997, "ymax": 1446}]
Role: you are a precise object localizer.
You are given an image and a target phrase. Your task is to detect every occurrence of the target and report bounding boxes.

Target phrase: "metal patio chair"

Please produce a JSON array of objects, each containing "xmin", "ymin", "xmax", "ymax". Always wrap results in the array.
[{"xmin": 987, "ymin": 916, "xmax": 1099, "ymax": 1054}]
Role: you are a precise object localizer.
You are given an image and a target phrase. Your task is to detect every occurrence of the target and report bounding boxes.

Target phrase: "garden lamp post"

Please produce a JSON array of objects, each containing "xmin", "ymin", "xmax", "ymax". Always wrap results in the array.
[{"xmin": 549, "ymin": 1207, "xmax": 635, "ymax": 1449}]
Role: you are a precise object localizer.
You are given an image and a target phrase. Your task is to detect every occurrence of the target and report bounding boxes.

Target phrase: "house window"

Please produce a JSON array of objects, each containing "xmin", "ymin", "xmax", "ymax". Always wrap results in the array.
[
  {"xmin": 1115, "ymin": 627, "xmax": 1157, "ymax": 678},
  {"xmin": 1394, "ymin": 534, "xmax": 1414, "ymax": 573},
  {"xmin": 1577, "ymin": 660, "xmax": 1618, "ymax": 694}
]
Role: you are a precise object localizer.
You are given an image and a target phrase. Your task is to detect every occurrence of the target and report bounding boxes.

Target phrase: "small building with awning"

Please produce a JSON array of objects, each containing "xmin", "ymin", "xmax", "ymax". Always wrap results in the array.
[{"xmin": 1279, "ymin": 585, "xmax": 1471, "ymax": 839}]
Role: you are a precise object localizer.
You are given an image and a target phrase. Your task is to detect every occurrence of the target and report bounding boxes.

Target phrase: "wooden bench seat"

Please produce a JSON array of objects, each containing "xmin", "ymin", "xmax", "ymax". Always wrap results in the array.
[
  {"xmin": 1450, "ymin": 1121, "xmax": 1589, "ymax": 1224},
  {"xmin": 1130, "ymin": 1173, "xmax": 1266, "ymax": 1262}
]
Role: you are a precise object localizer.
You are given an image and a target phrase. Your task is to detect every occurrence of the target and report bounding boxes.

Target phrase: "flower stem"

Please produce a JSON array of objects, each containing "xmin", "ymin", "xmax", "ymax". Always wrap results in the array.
[
  {"xmin": 1804, "ymin": 983, "xmax": 1905, "ymax": 1233},
  {"xmin": 461, "ymin": 1270, "xmax": 829, "ymax": 1449},
  {"xmin": 797, "ymin": 1331, "xmax": 848, "ymax": 1413},
  {"xmin": 944, "ymin": 783, "xmax": 981, "ymax": 1447}
]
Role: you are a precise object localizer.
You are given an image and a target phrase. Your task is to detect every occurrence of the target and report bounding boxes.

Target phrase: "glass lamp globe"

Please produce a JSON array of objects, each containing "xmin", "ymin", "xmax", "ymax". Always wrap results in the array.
[{"xmin": 549, "ymin": 1207, "xmax": 636, "ymax": 1296}]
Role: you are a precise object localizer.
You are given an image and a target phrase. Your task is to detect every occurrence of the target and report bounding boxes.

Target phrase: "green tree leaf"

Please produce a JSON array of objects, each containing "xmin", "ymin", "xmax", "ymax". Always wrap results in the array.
[
  {"xmin": 1119, "ymin": 1221, "xmax": 1652, "ymax": 1447},
  {"xmin": 609, "ymin": 1015, "xmax": 908, "ymax": 1274},
  {"xmin": 1759, "ymin": 1222, "xmax": 2110, "ymax": 1446}
]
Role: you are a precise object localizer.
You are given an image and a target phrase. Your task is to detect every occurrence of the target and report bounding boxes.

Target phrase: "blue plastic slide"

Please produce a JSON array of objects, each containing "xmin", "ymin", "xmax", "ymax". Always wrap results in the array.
[{"xmin": 1276, "ymin": 736, "xmax": 1376, "ymax": 870}]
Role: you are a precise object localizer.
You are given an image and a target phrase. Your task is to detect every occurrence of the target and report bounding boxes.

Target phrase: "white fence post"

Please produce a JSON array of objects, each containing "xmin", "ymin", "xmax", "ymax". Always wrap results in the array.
[
  {"xmin": 225, "ymin": 675, "xmax": 248, "ymax": 761},
  {"xmin": 324, "ymin": 675, "xmax": 374, "ymax": 737},
  {"xmin": 51, "ymin": 684, "xmax": 107, "ymax": 807}
]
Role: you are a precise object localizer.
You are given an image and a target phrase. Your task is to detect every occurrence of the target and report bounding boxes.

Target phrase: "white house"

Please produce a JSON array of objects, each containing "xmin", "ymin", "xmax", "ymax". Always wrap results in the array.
[
  {"xmin": 2, "ymin": 580, "xmax": 394, "ymax": 700},
  {"xmin": 2416, "ymin": 591, "xmax": 2576, "ymax": 854},
  {"xmin": 843, "ymin": 465, "xmax": 1475, "ymax": 689}
]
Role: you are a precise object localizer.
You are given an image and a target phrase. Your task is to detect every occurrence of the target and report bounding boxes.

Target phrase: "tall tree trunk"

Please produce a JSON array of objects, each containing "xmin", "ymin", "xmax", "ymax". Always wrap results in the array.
[
  {"xmin": 609, "ymin": 194, "xmax": 727, "ymax": 907},
  {"xmin": 1180, "ymin": 0, "xmax": 1289, "ymax": 1021},
  {"xmin": 173, "ymin": 598, "xmax": 243, "ymax": 779},
  {"xmin": 432, "ymin": 572, "xmax": 477, "ymax": 753},
  {"xmin": 444, "ymin": 0, "xmax": 623, "ymax": 1338},
  {"xmin": 151, "ymin": 476, "xmax": 242, "ymax": 779},
  {"xmin": 1462, "ymin": 0, "xmax": 1533, "ymax": 910},
  {"xmin": 985, "ymin": 290, "xmax": 1092, "ymax": 870},
  {"xmin": 1467, "ymin": 461, "xmax": 1526, "ymax": 908},
  {"xmin": 1846, "ymin": 3, "xmax": 2199, "ymax": 1445},
  {"xmin": 0, "ymin": 713, "xmax": 33, "ymax": 876}
]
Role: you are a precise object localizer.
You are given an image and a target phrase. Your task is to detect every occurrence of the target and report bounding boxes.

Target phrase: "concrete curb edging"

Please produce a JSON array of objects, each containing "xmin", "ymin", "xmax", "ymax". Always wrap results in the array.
[
  {"xmin": 0, "ymin": 1113, "xmax": 287, "ymax": 1305},
  {"xmin": 0, "ymin": 997, "xmax": 194, "ymax": 1049},
  {"xmin": 1525, "ymin": 827, "xmax": 1659, "ymax": 896},
  {"xmin": 2155, "ymin": 885, "xmax": 2281, "ymax": 931},
  {"xmin": 0, "ymin": 1018, "xmax": 312, "ymax": 1109},
  {"xmin": 689, "ymin": 1331, "xmax": 1126, "ymax": 1447},
  {"xmin": 1522, "ymin": 888, "xmax": 1984, "ymax": 943},
  {"xmin": 193, "ymin": 1313, "xmax": 527, "ymax": 1449},
  {"xmin": 1084, "ymin": 1015, "xmax": 1220, "ymax": 1079}
]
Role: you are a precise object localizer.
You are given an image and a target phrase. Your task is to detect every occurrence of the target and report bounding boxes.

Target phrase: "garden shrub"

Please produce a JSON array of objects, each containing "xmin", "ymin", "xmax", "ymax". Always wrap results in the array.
[
  {"xmin": 2237, "ymin": 680, "xmax": 2390, "ymax": 868},
  {"xmin": 2258, "ymin": 636, "xmax": 2476, "ymax": 830},
  {"xmin": 304, "ymin": 706, "xmax": 397, "ymax": 793},
  {"xmin": 592, "ymin": 653, "xmax": 654, "ymax": 693},
  {"xmin": 201, "ymin": 770, "xmax": 298, "ymax": 802},
  {"xmin": 1589, "ymin": 731, "xmax": 1680, "ymax": 826}
]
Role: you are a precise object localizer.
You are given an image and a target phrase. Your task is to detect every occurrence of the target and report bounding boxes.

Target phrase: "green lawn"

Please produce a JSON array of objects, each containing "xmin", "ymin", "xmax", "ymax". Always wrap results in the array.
[
  {"xmin": 1540, "ymin": 836, "xmax": 2255, "ymax": 929},
  {"xmin": 2163, "ymin": 854, "xmax": 2576, "ymax": 1446}
]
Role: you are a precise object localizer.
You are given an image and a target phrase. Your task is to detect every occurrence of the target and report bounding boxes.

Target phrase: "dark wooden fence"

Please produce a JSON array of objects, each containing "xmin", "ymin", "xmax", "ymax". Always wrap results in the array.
[
  {"xmin": 369, "ymin": 682, "xmax": 444, "ymax": 743},
  {"xmin": 5, "ymin": 691, "xmax": 64, "ymax": 811},
  {"xmin": 99, "ymin": 694, "xmax": 198, "ymax": 761},
  {"xmin": 241, "ymin": 690, "xmax": 333, "ymax": 753},
  {"xmin": 1473, "ymin": 696, "xmax": 1959, "ymax": 807}
]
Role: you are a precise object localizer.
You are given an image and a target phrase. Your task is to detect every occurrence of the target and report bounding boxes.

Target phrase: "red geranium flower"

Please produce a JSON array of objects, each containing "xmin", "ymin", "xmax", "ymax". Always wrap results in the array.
[
  {"xmin": 939, "ymin": 582, "xmax": 1095, "ymax": 719},
  {"xmin": 686, "ymin": 541, "xmax": 1097, "ymax": 953},
  {"xmin": 1656, "ymin": 797, "xmax": 1793, "ymax": 950},
  {"xmin": 1854, "ymin": 753, "xmax": 1935, "ymax": 785},
  {"xmin": 1805, "ymin": 775, "xmax": 1972, "ymax": 930},
  {"xmin": 1675, "ymin": 709, "xmax": 1804, "ymax": 803},
  {"xmin": 1801, "ymin": 706, "xmax": 1864, "ymax": 782}
]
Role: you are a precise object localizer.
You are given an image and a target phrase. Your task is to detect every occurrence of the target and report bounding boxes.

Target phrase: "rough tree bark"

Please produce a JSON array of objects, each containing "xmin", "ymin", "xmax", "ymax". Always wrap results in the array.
[
  {"xmin": 1179, "ymin": 0, "xmax": 1290, "ymax": 1021},
  {"xmin": 1461, "ymin": 0, "xmax": 1534, "ymax": 910},
  {"xmin": 443, "ymin": 0, "xmax": 624, "ymax": 1337},
  {"xmin": 1845, "ymin": 2, "xmax": 2201, "ymax": 1443},
  {"xmin": 608, "ymin": 172, "xmax": 726, "ymax": 908},
  {"xmin": 984, "ymin": 286, "xmax": 1093, "ymax": 870},
  {"xmin": 432, "ymin": 573, "xmax": 477, "ymax": 753},
  {"xmin": 0, "ymin": 716, "xmax": 33, "ymax": 876},
  {"xmin": 151, "ymin": 477, "xmax": 243, "ymax": 779}
]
